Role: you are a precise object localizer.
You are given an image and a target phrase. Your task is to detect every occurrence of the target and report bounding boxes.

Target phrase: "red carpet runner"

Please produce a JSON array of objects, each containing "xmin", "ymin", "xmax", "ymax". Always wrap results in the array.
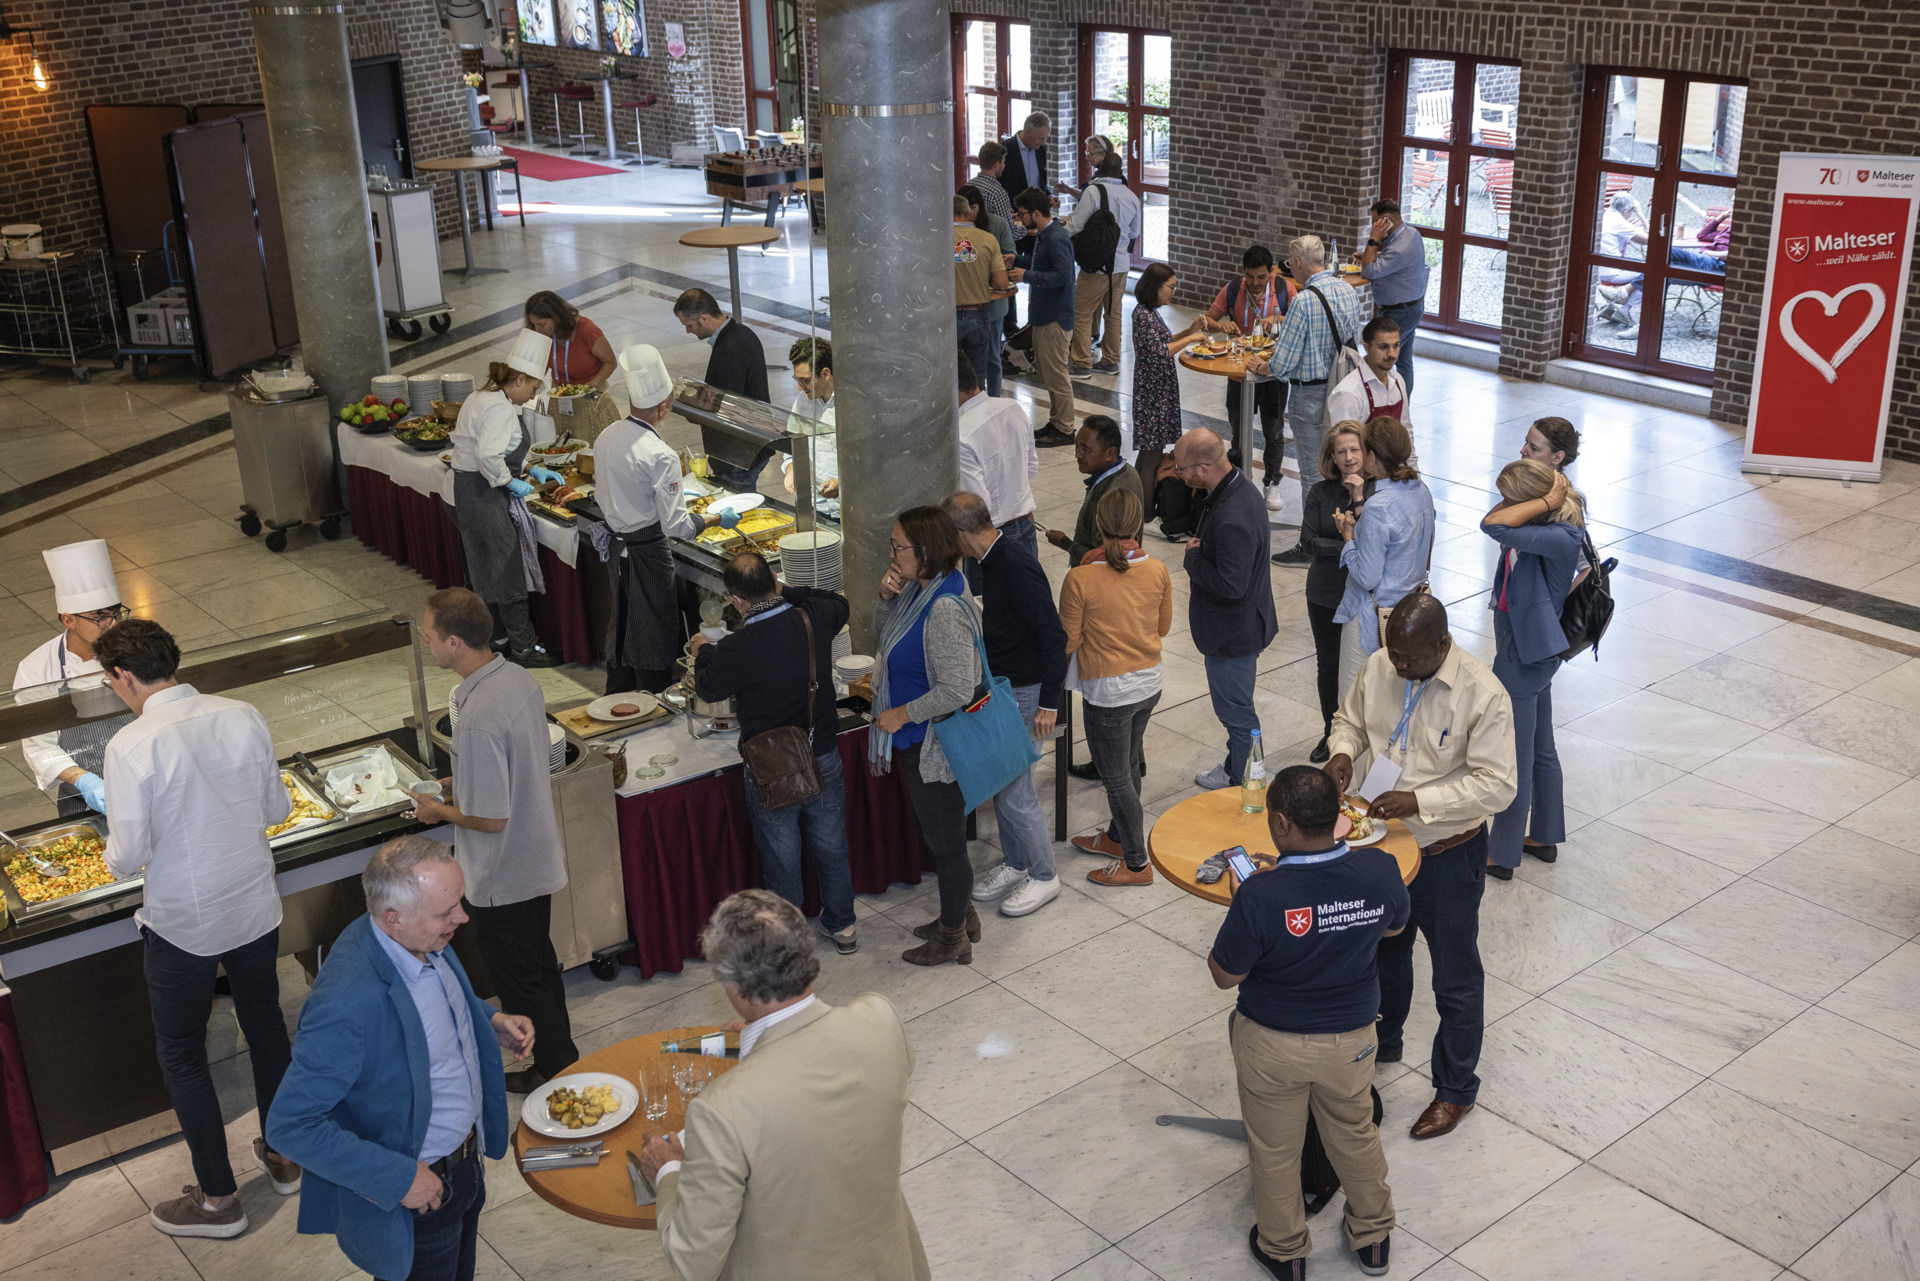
[{"xmin": 502, "ymin": 146, "xmax": 625, "ymax": 182}]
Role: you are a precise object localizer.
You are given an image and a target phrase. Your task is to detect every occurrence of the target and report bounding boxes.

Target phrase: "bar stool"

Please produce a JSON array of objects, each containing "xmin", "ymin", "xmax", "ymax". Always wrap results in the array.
[
  {"xmin": 617, "ymin": 93, "xmax": 660, "ymax": 165},
  {"xmin": 561, "ymin": 83, "xmax": 601, "ymax": 156},
  {"xmin": 539, "ymin": 76, "xmax": 569, "ymax": 147}
]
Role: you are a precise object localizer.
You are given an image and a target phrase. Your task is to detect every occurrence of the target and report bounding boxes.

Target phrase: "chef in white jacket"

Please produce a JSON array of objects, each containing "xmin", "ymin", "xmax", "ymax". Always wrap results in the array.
[
  {"xmin": 12, "ymin": 540, "xmax": 131, "ymax": 816},
  {"xmin": 594, "ymin": 344, "xmax": 731, "ymax": 693}
]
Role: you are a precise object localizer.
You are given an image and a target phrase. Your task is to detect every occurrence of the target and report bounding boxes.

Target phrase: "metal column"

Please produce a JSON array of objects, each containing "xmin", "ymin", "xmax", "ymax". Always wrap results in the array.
[
  {"xmin": 250, "ymin": 2, "xmax": 390, "ymax": 417},
  {"xmin": 816, "ymin": 0, "xmax": 958, "ymax": 646}
]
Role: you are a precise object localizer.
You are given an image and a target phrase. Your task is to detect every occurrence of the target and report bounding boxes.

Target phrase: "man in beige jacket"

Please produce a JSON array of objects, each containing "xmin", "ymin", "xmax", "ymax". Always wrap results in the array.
[{"xmin": 641, "ymin": 890, "xmax": 929, "ymax": 1281}]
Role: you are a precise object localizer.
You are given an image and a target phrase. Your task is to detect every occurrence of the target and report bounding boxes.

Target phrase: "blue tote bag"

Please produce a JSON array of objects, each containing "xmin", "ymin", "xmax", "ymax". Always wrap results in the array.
[{"xmin": 931, "ymin": 630, "xmax": 1041, "ymax": 814}]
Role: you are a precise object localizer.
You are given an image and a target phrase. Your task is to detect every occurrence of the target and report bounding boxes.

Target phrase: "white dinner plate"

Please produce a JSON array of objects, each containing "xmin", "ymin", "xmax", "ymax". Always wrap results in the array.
[
  {"xmin": 1335, "ymin": 811, "xmax": 1388, "ymax": 847},
  {"xmin": 520, "ymin": 1072, "xmax": 639, "ymax": 1139},
  {"xmin": 586, "ymin": 693, "xmax": 658, "ymax": 723},
  {"xmin": 706, "ymin": 492, "xmax": 766, "ymax": 518}
]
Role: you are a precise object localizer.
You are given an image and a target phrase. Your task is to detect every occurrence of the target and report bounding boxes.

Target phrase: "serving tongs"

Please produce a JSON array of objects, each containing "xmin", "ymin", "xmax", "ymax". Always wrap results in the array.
[{"xmin": 0, "ymin": 830, "xmax": 65, "ymax": 879}]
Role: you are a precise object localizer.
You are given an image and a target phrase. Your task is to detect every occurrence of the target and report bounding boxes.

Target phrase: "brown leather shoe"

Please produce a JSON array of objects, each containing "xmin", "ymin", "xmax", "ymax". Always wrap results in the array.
[
  {"xmin": 1087, "ymin": 860, "xmax": 1153, "ymax": 886},
  {"xmin": 912, "ymin": 903, "xmax": 980, "ymax": 942},
  {"xmin": 504, "ymin": 1068, "xmax": 547, "ymax": 1095},
  {"xmin": 1071, "ymin": 831, "xmax": 1123, "ymax": 858},
  {"xmin": 1409, "ymin": 1098, "xmax": 1473, "ymax": 1139},
  {"xmin": 902, "ymin": 922, "xmax": 973, "ymax": 966}
]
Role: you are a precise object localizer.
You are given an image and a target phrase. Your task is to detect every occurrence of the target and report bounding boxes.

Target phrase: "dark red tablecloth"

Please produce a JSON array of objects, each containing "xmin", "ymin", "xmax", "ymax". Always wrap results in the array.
[
  {"xmin": 0, "ymin": 994, "xmax": 47, "ymax": 1217},
  {"xmin": 617, "ymin": 727, "xmax": 931, "ymax": 978},
  {"xmin": 344, "ymin": 464, "xmax": 592, "ymax": 664}
]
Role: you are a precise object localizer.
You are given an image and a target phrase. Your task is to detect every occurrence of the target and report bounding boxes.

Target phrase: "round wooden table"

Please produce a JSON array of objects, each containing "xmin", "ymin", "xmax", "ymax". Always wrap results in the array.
[
  {"xmin": 415, "ymin": 157, "xmax": 512, "ymax": 282},
  {"xmin": 679, "ymin": 227, "xmax": 782, "ymax": 323},
  {"xmin": 512, "ymin": 1025, "xmax": 736, "ymax": 1230},
  {"xmin": 1148, "ymin": 787, "xmax": 1420, "ymax": 905},
  {"xmin": 1178, "ymin": 346, "xmax": 1275, "ymax": 486}
]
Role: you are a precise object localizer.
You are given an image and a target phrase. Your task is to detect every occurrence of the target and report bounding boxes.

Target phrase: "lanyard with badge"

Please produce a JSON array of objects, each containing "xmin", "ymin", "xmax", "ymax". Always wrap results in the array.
[{"xmin": 1355, "ymin": 678, "xmax": 1427, "ymax": 802}]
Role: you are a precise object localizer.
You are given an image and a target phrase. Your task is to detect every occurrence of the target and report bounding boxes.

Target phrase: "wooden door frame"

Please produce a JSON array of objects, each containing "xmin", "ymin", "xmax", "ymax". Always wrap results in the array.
[
  {"xmin": 1076, "ymin": 23, "xmax": 1170, "ymax": 265},
  {"xmin": 950, "ymin": 14, "xmax": 1030, "ymax": 183},
  {"xmin": 740, "ymin": 0, "xmax": 778, "ymax": 133},
  {"xmin": 1561, "ymin": 68, "xmax": 1742, "ymax": 385}
]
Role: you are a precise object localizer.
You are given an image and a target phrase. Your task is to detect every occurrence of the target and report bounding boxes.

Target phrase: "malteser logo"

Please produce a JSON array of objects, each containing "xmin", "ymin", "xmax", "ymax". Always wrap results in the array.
[
  {"xmin": 1858, "ymin": 169, "xmax": 1872, "ymax": 184},
  {"xmin": 1285, "ymin": 907, "xmax": 1313, "ymax": 937},
  {"xmin": 1785, "ymin": 237, "xmax": 1810, "ymax": 262}
]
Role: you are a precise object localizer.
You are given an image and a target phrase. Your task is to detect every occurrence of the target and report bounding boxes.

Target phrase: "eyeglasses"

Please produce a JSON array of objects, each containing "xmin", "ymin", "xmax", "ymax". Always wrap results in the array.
[
  {"xmin": 1170, "ymin": 461, "xmax": 1206, "ymax": 475},
  {"xmin": 74, "ymin": 606, "xmax": 129, "ymax": 625},
  {"xmin": 889, "ymin": 541, "xmax": 920, "ymax": 554}
]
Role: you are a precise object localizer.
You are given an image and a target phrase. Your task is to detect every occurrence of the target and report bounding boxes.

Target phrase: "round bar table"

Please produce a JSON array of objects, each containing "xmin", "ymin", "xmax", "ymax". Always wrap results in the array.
[
  {"xmin": 678, "ymin": 226, "xmax": 781, "ymax": 323},
  {"xmin": 512, "ymin": 1024, "xmax": 737, "ymax": 1229},
  {"xmin": 1177, "ymin": 346, "xmax": 1271, "ymax": 489},
  {"xmin": 415, "ymin": 156, "xmax": 510, "ymax": 282}
]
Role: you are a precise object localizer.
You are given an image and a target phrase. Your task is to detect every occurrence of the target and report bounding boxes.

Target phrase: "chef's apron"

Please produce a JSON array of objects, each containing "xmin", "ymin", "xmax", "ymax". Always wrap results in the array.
[
  {"xmin": 1362, "ymin": 377, "xmax": 1405, "ymax": 420},
  {"xmin": 48, "ymin": 639, "xmax": 126, "ymax": 819},
  {"xmin": 606, "ymin": 523, "xmax": 680, "ymax": 683},
  {"xmin": 452, "ymin": 415, "xmax": 534, "ymax": 606}
]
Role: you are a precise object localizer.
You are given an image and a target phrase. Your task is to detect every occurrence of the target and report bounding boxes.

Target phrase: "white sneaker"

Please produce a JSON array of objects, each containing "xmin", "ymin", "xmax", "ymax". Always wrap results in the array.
[
  {"xmin": 1000, "ymin": 875, "xmax": 1061, "ymax": 917},
  {"xmin": 1265, "ymin": 485, "xmax": 1286, "ymax": 512},
  {"xmin": 1194, "ymin": 765, "xmax": 1233, "ymax": 790},
  {"xmin": 972, "ymin": 864, "xmax": 1028, "ymax": 902}
]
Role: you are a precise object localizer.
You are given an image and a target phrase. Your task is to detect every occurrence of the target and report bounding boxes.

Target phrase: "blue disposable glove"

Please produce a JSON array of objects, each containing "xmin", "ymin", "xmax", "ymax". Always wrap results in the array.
[
  {"xmin": 74, "ymin": 771, "xmax": 106, "ymax": 813},
  {"xmin": 717, "ymin": 509, "xmax": 740, "ymax": 529},
  {"xmin": 528, "ymin": 466, "xmax": 563, "ymax": 485},
  {"xmin": 507, "ymin": 478, "xmax": 534, "ymax": 498}
]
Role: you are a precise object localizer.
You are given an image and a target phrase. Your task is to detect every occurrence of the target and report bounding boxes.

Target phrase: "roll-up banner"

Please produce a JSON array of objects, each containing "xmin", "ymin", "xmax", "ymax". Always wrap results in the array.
[{"xmin": 1744, "ymin": 153, "xmax": 1920, "ymax": 481}]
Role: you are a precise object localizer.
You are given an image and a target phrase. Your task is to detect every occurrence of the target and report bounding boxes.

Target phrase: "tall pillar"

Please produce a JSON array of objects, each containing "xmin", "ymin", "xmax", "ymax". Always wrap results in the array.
[
  {"xmin": 816, "ymin": 0, "xmax": 958, "ymax": 645},
  {"xmin": 250, "ymin": 3, "xmax": 389, "ymax": 413}
]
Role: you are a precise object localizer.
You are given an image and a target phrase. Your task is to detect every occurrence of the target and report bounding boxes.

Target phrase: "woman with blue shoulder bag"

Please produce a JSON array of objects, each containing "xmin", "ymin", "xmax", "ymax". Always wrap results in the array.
[
  {"xmin": 870, "ymin": 506, "xmax": 986, "ymax": 966},
  {"xmin": 1480, "ymin": 459, "xmax": 1588, "ymax": 880}
]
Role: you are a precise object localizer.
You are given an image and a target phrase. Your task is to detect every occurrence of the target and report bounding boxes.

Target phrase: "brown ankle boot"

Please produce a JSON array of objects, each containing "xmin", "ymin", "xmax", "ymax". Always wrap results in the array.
[
  {"xmin": 912, "ymin": 903, "xmax": 981, "ymax": 942},
  {"xmin": 902, "ymin": 922, "xmax": 973, "ymax": 966}
]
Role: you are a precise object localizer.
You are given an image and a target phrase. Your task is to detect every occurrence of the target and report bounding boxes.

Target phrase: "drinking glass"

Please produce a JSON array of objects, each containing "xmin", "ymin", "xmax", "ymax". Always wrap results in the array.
[{"xmin": 640, "ymin": 1065, "xmax": 669, "ymax": 1122}]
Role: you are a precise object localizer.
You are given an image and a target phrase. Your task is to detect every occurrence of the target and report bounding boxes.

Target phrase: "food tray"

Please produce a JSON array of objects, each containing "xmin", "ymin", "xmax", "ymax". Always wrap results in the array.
[
  {"xmin": 267, "ymin": 770, "xmax": 343, "ymax": 844},
  {"xmin": 307, "ymin": 743, "xmax": 430, "ymax": 819},
  {"xmin": 555, "ymin": 701, "xmax": 671, "ymax": 741},
  {"xmin": 0, "ymin": 822, "xmax": 125, "ymax": 921}
]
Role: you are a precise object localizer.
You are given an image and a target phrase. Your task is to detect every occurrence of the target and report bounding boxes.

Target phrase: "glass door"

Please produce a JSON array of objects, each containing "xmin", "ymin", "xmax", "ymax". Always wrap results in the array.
[
  {"xmin": 1379, "ymin": 52, "xmax": 1518, "ymax": 340},
  {"xmin": 741, "ymin": 0, "xmax": 803, "ymax": 134},
  {"xmin": 1076, "ymin": 25, "xmax": 1172, "ymax": 265},
  {"xmin": 951, "ymin": 16, "xmax": 1032, "ymax": 185},
  {"xmin": 1564, "ymin": 71, "xmax": 1745, "ymax": 383}
]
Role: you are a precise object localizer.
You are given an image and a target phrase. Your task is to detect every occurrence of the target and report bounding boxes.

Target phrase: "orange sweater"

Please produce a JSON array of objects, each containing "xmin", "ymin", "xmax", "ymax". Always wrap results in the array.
[{"xmin": 1059, "ymin": 553, "xmax": 1174, "ymax": 678}]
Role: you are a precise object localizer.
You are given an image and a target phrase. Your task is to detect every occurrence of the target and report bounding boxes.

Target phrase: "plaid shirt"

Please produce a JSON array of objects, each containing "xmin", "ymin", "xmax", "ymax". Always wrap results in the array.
[
  {"xmin": 971, "ymin": 172, "xmax": 1013, "ymax": 225},
  {"xmin": 1259, "ymin": 270, "xmax": 1365, "ymax": 382}
]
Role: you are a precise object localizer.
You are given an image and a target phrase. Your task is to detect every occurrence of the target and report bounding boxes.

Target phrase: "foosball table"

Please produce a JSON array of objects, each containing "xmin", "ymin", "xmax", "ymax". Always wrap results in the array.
[{"xmin": 704, "ymin": 145, "xmax": 823, "ymax": 226}]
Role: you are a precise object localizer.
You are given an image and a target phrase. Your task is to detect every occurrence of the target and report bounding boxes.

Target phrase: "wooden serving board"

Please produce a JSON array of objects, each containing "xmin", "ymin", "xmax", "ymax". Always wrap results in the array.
[{"xmin": 554, "ymin": 702, "xmax": 672, "ymax": 741}]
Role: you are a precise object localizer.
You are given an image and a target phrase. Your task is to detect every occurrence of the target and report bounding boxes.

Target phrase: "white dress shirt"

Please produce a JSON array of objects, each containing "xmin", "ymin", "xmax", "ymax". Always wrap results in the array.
[
  {"xmin": 103, "ymin": 684, "xmax": 291, "ymax": 956},
  {"xmin": 595, "ymin": 415, "xmax": 706, "ymax": 540},
  {"xmin": 12, "ymin": 633, "xmax": 102, "ymax": 790},
  {"xmin": 957, "ymin": 392, "xmax": 1039, "ymax": 524},
  {"xmin": 652, "ymin": 993, "xmax": 818, "ymax": 1183},
  {"xmin": 1327, "ymin": 364, "xmax": 1413, "ymax": 435},
  {"xmin": 1064, "ymin": 177, "xmax": 1142, "ymax": 274},
  {"xmin": 450, "ymin": 388, "xmax": 525, "ymax": 488},
  {"xmin": 782, "ymin": 395, "xmax": 839, "ymax": 516}
]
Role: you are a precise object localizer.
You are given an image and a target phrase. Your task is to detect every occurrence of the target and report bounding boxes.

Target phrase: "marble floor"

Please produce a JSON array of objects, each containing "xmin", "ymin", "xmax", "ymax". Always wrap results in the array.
[{"xmin": 2, "ymin": 153, "xmax": 1919, "ymax": 1281}]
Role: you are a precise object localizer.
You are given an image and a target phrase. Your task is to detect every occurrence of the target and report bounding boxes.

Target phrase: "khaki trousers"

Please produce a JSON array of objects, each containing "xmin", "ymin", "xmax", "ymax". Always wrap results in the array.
[
  {"xmin": 1071, "ymin": 268, "xmax": 1123, "ymax": 366},
  {"xmin": 1030, "ymin": 322, "xmax": 1075, "ymax": 430},
  {"xmin": 1230, "ymin": 1012, "xmax": 1395, "ymax": 1261}
]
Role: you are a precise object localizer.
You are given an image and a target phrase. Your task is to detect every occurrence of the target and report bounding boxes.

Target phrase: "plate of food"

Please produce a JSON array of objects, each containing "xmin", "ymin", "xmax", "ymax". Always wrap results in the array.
[
  {"xmin": 706, "ymin": 492, "xmax": 766, "ymax": 519},
  {"xmin": 586, "ymin": 692, "xmax": 659, "ymax": 723},
  {"xmin": 3, "ymin": 831, "xmax": 115, "ymax": 905},
  {"xmin": 1337, "ymin": 796, "xmax": 1385, "ymax": 846},
  {"xmin": 1195, "ymin": 338, "xmax": 1232, "ymax": 358},
  {"xmin": 521, "ymin": 1072, "xmax": 638, "ymax": 1139},
  {"xmin": 394, "ymin": 418, "xmax": 454, "ymax": 451}
]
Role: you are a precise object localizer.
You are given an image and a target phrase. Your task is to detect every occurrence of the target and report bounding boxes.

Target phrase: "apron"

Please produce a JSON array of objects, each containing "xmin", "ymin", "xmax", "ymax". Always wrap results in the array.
[
  {"xmin": 51, "ymin": 638, "xmax": 127, "ymax": 818},
  {"xmin": 1362, "ymin": 374, "xmax": 1405, "ymax": 421},
  {"xmin": 452, "ymin": 412, "xmax": 534, "ymax": 605},
  {"xmin": 606, "ymin": 524, "xmax": 679, "ymax": 672}
]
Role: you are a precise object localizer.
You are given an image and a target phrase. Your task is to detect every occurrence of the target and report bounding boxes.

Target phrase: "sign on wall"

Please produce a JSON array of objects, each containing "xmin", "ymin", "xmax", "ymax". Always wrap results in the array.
[
  {"xmin": 601, "ymin": 0, "xmax": 647, "ymax": 57},
  {"xmin": 1745, "ymin": 152, "xmax": 1920, "ymax": 481}
]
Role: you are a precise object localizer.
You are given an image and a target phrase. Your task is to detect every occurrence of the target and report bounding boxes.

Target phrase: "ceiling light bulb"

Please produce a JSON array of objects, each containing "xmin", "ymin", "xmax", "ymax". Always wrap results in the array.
[{"xmin": 29, "ymin": 48, "xmax": 48, "ymax": 92}]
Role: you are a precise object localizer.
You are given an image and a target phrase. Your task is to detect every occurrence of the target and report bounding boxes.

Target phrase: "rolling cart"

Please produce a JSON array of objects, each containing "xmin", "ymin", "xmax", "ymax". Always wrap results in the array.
[
  {"xmin": 231, "ymin": 377, "xmax": 348, "ymax": 552},
  {"xmin": 0, "ymin": 248, "xmax": 116, "ymax": 382},
  {"xmin": 370, "ymin": 182, "xmax": 454, "ymax": 340},
  {"xmin": 109, "ymin": 230, "xmax": 198, "ymax": 381}
]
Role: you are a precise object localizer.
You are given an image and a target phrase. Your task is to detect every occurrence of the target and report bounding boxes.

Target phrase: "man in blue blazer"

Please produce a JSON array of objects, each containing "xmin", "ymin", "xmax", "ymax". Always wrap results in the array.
[{"xmin": 267, "ymin": 836, "xmax": 534, "ymax": 1281}]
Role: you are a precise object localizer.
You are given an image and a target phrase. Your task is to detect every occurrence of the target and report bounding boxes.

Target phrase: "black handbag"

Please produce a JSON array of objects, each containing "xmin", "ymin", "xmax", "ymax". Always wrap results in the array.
[
  {"xmin": 739, "ymin": 608, "xmax": 825, "ymax": 809},
  {"xmin": 1558, "ymin": 535, "xmax": 1619, "ymax": 660}
]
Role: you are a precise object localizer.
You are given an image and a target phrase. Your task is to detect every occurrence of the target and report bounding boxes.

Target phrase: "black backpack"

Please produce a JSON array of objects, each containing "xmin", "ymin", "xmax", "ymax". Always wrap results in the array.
[
  {"xmin": 1558, "ymin": 534, "xmax": 1619, "ymax": 660},
  {"xmin": 1070, "ymin": 183, "xmax": 1122, "ymax": 274}
]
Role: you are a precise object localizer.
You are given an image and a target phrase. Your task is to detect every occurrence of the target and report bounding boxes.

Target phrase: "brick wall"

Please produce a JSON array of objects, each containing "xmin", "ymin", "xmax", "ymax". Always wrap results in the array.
[{"xmin": 0, "ymin": 0, "xmax": 470, "ymax": 248}]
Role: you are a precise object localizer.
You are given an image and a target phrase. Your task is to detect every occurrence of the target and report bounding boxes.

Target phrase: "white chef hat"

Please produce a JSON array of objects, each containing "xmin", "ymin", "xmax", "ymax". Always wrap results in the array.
[
  {"xmin": 43, "ymin": 540, "xmax": 120, "ymax": 615},
  {"xmin": 619, "ymin": 344, "xmax": 674, "ymax": 409},
  {"xmin": 507, "ymin": 328, "xmax": 553, "ymax": 380}
]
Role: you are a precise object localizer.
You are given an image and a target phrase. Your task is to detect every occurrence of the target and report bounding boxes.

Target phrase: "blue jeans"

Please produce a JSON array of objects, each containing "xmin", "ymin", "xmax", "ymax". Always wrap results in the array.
[
  {"xmin": 991, "ymin": 682, "xmax": 1055, "ymax": 880},
  {"xmin": 744, "ymin": 746, "xmax": 856, "ymax": 932},
  {"xmin": 962, "ymin": 517, "xmax": 1038, "ymax": 596},
  {"xmin": 1205, "ymin": 652, "xmax": 1261, "ymax": 781},
  {"xmin": 1085, "ymin": 691, "xmax": 1158, "ymax": 870},
  {"xmin": 393, "ymin": 1147, "xmax": 485, "ymax": 1281},
  {"xmin": 1288, "ymin": 380, "xmax": 1331, "ymax": 489},
  {"xmin": 1491, "ymin": 612, "xmax": 1566, "ymax": 869},
  {"xmin": 1377, "ymin": 831, "xmax": 1487, "ymax": 1106},
  {"xmin": 957, "ymin": 308, "xmax": 994, "ymax": 398},
  {"xmin": 143, "ymin": 924, "xmax": 292, "ymax": 1198},
  {"xmin": 1377, "ymin": 297, "xmax": 1424, "ymax": 397},
  {"xmin": 1668, "ymin": 247, "xmax": 1726, "ymax": 275}
]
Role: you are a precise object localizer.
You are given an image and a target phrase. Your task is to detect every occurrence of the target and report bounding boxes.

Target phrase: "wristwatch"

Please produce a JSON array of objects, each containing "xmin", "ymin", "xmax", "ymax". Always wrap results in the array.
[{"xmin": 1367, "ymin": 238, "xmax": 1383, "ymax": 247}]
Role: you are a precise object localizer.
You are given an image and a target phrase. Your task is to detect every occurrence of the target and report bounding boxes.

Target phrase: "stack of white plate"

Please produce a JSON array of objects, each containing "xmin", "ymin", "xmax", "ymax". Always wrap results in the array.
[
  {"xmin": 833, "ymin": 653, "xmax": 874, "ymax": 687},
  {"xmin": 777, "ymin": 529, "xmax": 843, "ymax": 591},
  {"xmin": 440, "ymin": 372, "xmax": 474, "ymax": 402},
  {"xmin": 371, "ymin": 374, "xmax": 407, "ymax": 403},
  {"xmin": 548, "ymin": 723, "xmax": 566, "ymax": 773},
  {"xmin": 831, "ymin": 625, "xmax": 852, "ymax": 665},
  {"xmin": 407, "ymin": 374, "xmax": 443, "ymax": 410}
]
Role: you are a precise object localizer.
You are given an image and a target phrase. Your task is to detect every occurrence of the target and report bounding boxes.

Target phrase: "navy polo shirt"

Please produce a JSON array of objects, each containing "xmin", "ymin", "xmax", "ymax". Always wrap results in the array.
[{"xmin": 1210, "ymin": 844, "xmax": 1411, "ymax": 1035}]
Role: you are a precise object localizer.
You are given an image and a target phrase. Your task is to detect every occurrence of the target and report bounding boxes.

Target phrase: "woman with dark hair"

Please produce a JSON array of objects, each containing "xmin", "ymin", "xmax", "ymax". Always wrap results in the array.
[
  {"xmin": 1332, "ymin": 415, "xmax": 1435, "ymax": 693},
  {"xmin": 1480, "ymin": 459, "xmax": 1587, "ymax": 880},
  {"xmin": 1130, "ymin": 261, "xmax": 1206, "ymax": 523},
  {"xmin": 870, "ymin": 506, "xmax": 983, "ymax": 967},
  {"xmin": 524, "ymin": 290, "xmax": 622, "ymax": 439},
  {"xmin": 960, "ymin": 184, "xmax": 1016, "ymax": 396},
  {"xmin": 1299, "ymin": 420, "xmax": 1368, "ymax": 762},
  {"xmin": 1520, "ymin": 416, "xmax": 1581, "ymax": 470}
]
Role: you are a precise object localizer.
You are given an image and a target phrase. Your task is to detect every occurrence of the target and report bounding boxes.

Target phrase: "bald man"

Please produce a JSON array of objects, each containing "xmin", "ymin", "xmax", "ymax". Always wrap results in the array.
[
  {"xmin": 1324, "ymin": 595, "xmax": 1515, "ymax": 1141},
  {"xmin": 1176, "ymin": 429, "xmax": 1277, "ymax": 791}
]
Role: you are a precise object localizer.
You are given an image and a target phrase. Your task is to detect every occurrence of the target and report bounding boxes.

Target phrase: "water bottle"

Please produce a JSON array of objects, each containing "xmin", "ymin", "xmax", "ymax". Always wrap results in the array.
[
  {"xmin": 661, "ymin": 1034, "xmax": 739, "ymax": 1058},
  {"xmin": 1241, "ymin": 729, "xmax": 1266, "ymax": 814}
]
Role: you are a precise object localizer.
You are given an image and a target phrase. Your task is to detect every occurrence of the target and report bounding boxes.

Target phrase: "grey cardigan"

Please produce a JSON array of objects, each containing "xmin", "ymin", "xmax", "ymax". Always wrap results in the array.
[{"xmin": 876, "ymin": 591, "xmax": 983, "ymax": 784}]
